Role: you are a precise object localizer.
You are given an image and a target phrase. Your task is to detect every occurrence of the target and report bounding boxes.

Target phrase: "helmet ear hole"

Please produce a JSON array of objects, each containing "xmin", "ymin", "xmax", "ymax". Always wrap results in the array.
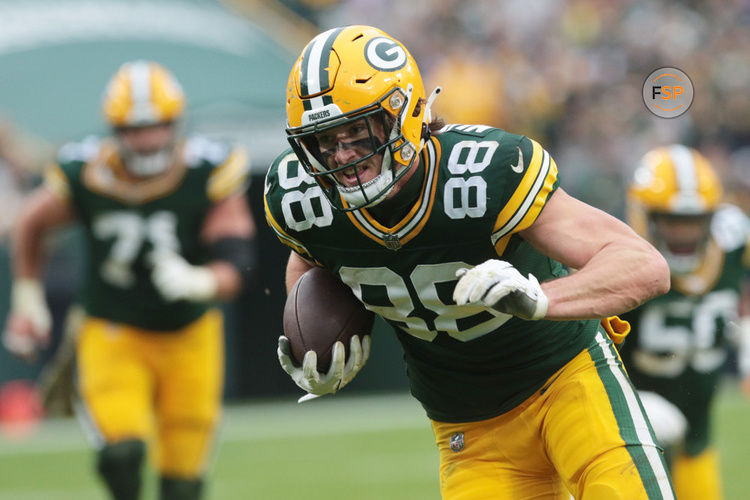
[{"xmin": 412, "ymin": 98, "xmax": 424, "ymax": 118}]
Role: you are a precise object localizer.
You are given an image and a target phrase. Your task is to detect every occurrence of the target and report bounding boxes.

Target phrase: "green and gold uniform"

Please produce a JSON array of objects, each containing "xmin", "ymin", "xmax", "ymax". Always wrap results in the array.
[
  {"xmin": 265, "ymin": 125, "xmax": 674, "ymax": 499},
  {"xmin": 46, "ymin": 135, "xmax": 248, "ymax": 478},
  {"xmin": 620, "ymin": 204, "xmax": 750, "ymax": 500}
]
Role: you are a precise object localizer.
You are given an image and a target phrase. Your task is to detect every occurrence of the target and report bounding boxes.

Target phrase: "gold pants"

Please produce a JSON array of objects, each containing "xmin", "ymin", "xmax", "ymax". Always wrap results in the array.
[
  {"xmin": 77, "ymin": 310, "xmax": 224, "ymax": 478},
  {"xmin": 432, "ymin": 332, "xmax": 674, "ymax": 499}
]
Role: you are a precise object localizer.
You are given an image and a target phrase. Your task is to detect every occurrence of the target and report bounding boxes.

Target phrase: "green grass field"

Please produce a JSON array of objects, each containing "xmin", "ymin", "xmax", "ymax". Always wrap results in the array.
[{"xmin": 0, "ymin": 387, "xmax": 748, "ymax": 499}]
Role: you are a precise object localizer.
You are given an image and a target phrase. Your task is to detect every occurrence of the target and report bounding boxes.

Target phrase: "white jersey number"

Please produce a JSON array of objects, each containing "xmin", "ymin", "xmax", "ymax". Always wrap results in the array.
[
  {"xmin": 92, "ymin": 210, "xmax": 179, "ymax": 288},
  {"xmin": 339, "ymin": 262, "xmax": 511, "ymax": 342},
  {"xmin": 277, "ymin": 157, "xmax": 333, "ymax": 232},
  {"xmin": 443, "ymin": 140, "xmax": 496, "ymax": 219},
  {"xmin": 636, "ymin": 289, "xmax": 738, "ymax": 375}
]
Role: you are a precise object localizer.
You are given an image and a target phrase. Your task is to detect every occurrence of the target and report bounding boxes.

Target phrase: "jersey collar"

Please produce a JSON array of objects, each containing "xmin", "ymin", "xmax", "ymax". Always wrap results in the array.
[
  {"xmin": 343, "ymin": 136, "xmax": 440, "ymax": 250},
  {"xmin": 82, "ymin": 139, "xmax": 187, "ymax": 205}
]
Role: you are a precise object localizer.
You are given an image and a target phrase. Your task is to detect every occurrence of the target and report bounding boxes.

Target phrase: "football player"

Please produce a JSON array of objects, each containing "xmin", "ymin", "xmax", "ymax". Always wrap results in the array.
[
  {"xmin": 265, "ymin": 25, "xmax": 675, "ymax": 499},
  {"xmin": 619, "ymin": 145, "xmax": 750, "ymax": 500},
  {"xmin": 2, "ymin": 61, "xmax": 256, "ymax": 500}
]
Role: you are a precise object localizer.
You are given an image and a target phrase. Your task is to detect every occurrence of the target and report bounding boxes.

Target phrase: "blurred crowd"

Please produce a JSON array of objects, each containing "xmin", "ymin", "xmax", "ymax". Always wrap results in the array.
[
  {"xmin": 314, "ymin": 0, "xmax": 750, "ymax": 216},
  {"xmin": 4, "ymin": 0, "xmax": 749, "ymax": 220}
]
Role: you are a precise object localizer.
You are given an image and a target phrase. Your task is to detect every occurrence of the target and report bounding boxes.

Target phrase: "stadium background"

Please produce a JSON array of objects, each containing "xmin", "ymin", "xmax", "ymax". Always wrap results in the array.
[{"xmin": 0, "ymin": 0, "xmax": 748, "ymax": 498}]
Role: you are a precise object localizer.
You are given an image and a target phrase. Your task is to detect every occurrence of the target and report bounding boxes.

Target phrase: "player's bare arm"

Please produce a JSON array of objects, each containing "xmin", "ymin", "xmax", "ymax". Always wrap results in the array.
[
  {"xmin": 285, "ymin": 250, "xmax": 315, "ymax": 293},
  {"xmin": 3, "ymin": 187, "xmax": 76, "ymax": 359},
  {"xmin": 151, "ymin": 191, "xmax": 256, "ymax": 303},
  {"xmin": 200, "ymin": 193, "xmax": 256, "ymax": 300},
  {"xmin": 520, "ymin": 188, "xmax": 670, "ymax": 320},
  {"xmin": 13, "ymin": 187, "xmax": 77, "ymax": 278}
]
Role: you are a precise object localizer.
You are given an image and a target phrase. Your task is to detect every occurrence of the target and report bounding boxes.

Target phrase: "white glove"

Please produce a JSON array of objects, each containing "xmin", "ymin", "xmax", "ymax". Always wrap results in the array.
[
  {"xmin": 2, "ymin": 279, "xmax": 53, "ymax": 360},
  {"xmin": 453, "ymin": 259, "xmax": 548, "ymax": 320},
  {"xmin": 150, "ymin": 250, "xmax": 218, "ymax": 302},
  {"xmin": 277, "ymin": 334, "xmax": 371, "ymax": 403}
]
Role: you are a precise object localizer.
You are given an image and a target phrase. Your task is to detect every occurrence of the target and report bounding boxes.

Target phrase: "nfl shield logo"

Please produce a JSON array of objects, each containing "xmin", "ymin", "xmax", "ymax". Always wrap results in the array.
[
  {"xmin": 449, "ymin": 432, "xmax": 464, "ymax": 453},
  {"xmin": 383, "ymin": 233, "xmax": 401, "ymax": 250}
]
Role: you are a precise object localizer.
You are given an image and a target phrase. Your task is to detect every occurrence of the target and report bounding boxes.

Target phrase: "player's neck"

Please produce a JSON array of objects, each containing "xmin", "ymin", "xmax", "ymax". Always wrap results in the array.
[{"xmin": 367, "ymin": 160, "xmax": 425, "ymax": 227}]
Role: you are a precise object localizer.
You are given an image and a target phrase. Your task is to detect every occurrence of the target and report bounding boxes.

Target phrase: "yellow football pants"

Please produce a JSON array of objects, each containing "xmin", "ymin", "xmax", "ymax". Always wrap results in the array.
[
  {"xmin": 672, "ymin": 448, "xmax": 722, "ymax": 500},
  {"xmin": 77, "ymin": 309, "xmax": 224, "ymax": 478},
  {"xmin": 432, "ymin": 332, "xmax": 674, "ymax": 500}
]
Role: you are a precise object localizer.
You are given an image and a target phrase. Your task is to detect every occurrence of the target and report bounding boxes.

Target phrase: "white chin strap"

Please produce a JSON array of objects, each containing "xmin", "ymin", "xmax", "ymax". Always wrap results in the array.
[
  {"xmin": 337, "ymin": 150, "xmax": 395, "ymax": 208},
  {"xmin": 300, "ymin": 144, "xmax": 391, "ymax": 207},
  {"xmin": 338, "ymin": 85, "xmax": 442, "ymax": 209}
]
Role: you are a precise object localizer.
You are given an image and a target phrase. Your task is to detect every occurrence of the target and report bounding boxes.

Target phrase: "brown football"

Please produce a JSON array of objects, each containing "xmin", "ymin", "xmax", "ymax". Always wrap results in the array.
[{"xmin": 283, "ymin": 267, "xmax": 375, "ymax": 372}]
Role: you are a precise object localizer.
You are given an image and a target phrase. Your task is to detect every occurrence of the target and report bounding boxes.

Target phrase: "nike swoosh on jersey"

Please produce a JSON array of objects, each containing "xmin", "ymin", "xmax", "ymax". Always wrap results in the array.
[{"xmin": 510, "ymin": 147, "xmax": 524, "ymax": 173}]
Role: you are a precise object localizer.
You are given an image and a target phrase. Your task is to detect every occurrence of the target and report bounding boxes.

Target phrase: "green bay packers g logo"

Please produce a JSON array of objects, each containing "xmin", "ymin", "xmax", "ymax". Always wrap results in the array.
[{"xmin": 365, "ymin": 37, "xmax": 407, "ymax": 71}]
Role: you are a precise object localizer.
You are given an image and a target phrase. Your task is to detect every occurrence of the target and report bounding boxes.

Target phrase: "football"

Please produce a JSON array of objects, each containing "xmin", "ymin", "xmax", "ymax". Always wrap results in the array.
[{"xmin": 283, "ymin": 267, "xmax": 375, "ymax": 372}]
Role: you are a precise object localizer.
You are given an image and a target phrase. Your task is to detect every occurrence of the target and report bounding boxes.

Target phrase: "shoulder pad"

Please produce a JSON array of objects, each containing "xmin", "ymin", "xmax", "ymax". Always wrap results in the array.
[
  {"xmin": 711, "ymin": 204, "xmax": 750, "ymax": 251},
  {"xmin": 183, "ymin": 136, "xmax": 232, "ymax": 168},
  {"xmin": 206, "ymin": 146, "xmax": 250, "ymax": 202},
  {"xmin": 487, "ymin": 134, "xmax": 559, "ymax": 253},
  {"xmin": 43, "ymin": 164, "xmax": 72, "ymax": 199},
  {"xmin": 438, "ymin": 123, "xmax": 497, "ymax": 138},
  {"xmin": 57, "ymin": 135, "xmax": 101, "ymax": 164},
  {"xmin": 265, "ymin": 149, "xmax": 301, "ymax": 192},
  {"xmin": 264, "ymin": 149, "xmax": 319, "ymax": 261}
]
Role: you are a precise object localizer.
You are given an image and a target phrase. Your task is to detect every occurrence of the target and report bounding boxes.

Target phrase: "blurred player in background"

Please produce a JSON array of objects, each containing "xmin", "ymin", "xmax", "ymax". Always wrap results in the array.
[
  {"xmin": 265, "ymin": 25, "xmax": 674, "ymax": 499},
  {"xmin": 2, "ymin": 61, "xmax": 256, "ymax": 500},
  {"xmin": 620, "ymin": 145, "xmax": 750, "ymax": 500}
]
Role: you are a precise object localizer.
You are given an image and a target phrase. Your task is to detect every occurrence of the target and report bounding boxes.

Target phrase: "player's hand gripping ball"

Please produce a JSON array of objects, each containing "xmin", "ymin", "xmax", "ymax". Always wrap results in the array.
[
  {"xmin": 279, "ymin": 267, "xmax": 374, "ymax": 402},
  {"xmin": 283, "ymin": 267, "xmax": 374, "ymax": 372}
]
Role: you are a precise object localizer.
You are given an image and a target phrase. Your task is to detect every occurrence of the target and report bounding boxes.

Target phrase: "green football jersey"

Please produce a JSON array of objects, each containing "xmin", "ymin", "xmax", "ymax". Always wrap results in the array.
[
  {"xmin": 265, "ymin": 125, "xmax": 601, "ymax": 422},
  {"xmin": 619, "ymin": 205, "xmax": 750, "ymax": 453},
  {"xmin": 46, "ymin": 135, "xmax": 249, "ymax": 331}
]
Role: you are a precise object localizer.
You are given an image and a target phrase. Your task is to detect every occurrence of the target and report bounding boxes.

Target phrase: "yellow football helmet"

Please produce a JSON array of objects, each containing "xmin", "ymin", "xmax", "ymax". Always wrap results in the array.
[
  {"xmin": 102, "ymin": 61, "xmax": 185, "ymax": 176},
  {"xmin": 627, "ymin": 145, "xmax": 723, "ymax": 274},
  {"xmin": 286, "ymin": 25, "xmax": 437, "ymax": 210},
  {"xmin": 103, "ymin": 61, "xmax": 185, "ymax": 127}
]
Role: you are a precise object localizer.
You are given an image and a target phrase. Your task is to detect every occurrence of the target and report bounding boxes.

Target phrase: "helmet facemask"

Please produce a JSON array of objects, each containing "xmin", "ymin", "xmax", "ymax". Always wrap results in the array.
[
  {"xmin": 287, "ymin": 87, "xmax": 420, "ymax": 211},
  {"xmin": 647, "ymin": 212, "xmax": 714, "ymax": 275},
  {"xmin": 627, "ymin": 144, "xmax": 724, "ymax": 275},
  {"xmin": 114, "ymin": 122, "xmax": 178, "ymax": 177}
]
